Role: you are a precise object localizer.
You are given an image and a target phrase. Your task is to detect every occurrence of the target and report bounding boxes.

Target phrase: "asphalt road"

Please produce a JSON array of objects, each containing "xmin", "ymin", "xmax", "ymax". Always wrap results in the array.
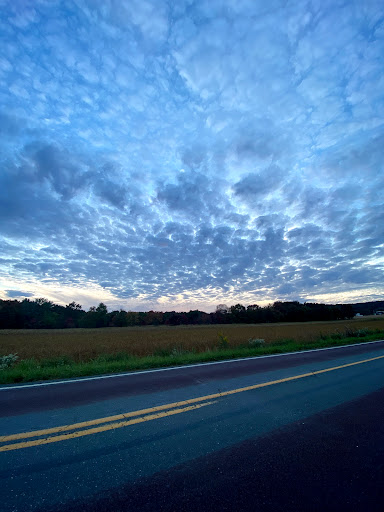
[{"xmin": 1, "ymin": 340, "xmax": 384, "ymax": 511}]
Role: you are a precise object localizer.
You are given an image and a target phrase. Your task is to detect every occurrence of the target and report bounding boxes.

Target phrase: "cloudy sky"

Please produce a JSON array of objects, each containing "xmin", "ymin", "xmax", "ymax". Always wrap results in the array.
[{"xmin": 1, "ymin": 0, "xmax": 383, "ymax": 312}]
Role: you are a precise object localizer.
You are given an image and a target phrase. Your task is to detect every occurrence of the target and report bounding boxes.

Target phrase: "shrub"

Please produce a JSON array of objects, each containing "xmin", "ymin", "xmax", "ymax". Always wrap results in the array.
[
  {"xmin": 248, "ymin": 338, "xmax": 265, "ymax": 347},
  {"xmin": 329, "ymin": 329, "xmax": 344, "ymax": 340},
  {"xmin": 153, "ymin": 347, "xmax": 173, "ymax": 357},
  {"xmin": 171, "ymin": 346, "xmax": 190, "ymax": 357},
  {"xmin": 356, "ymin": 328, "xmax": 373, "ymax": 337},
  {"xmin": 217, "ymin": 332, "xmax": 229, "ymax": 349},
  {"xmin": 39, "ymin": 356, "xmax": 73, "ymax": 368},
  {"xmin": 343, "ymin": 327, "xmax": 373, "ymax": 338},
  {"xmin": 0, "ymin": 354, "xmax": 19, "ymax": 370}
]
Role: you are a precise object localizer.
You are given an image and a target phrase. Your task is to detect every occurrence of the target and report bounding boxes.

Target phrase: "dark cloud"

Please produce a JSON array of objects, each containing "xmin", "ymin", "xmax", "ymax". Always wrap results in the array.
[
  {"xmin": 181, "ymin": 145, "xmax": 206, "ymax": 169},
  {"xmin": 93, "ymin": 178, "xmax": 127, "ymax": 210},
  {"xmin": 6, "ymin": 290, "xmax": 34, "ymax": 298},
  {"xmin": 276, "ymin": 283, "xmax": 296, "ymax": 295},
  {"xmin": 234, "ymin": 119, "xmax": 291, "ymax": 161},
  {"xmin": 322, "ymin": 133, "xmax": 384, "ymax": 180},
  {"xmin": 1, "ymin": 139, "xmax": 382, "ymax": 307},
  {"xmin": 24, "ymin": 143, "xmax": 89, "ymax": 200},
  {"xmin": 233, "ymin": 165, "xmax": 284, "ymax": 199},
  {"xmin": 156, "ymin": 170, "xmax": 228, "ymax": 220}
]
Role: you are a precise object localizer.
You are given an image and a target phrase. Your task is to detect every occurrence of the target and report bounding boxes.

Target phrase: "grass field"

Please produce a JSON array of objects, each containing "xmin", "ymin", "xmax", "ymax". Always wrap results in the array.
[
  {"xmin": 1, "ymin": 316, "xmax": 384, "ymax": 384},
  {"xmin": 1, "ymin": 316, "xmax": 384, "ymax": 361}
]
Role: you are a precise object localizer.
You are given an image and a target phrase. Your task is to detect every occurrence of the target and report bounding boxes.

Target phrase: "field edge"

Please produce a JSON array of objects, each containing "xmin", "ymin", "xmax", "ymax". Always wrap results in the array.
[{"xmin": 1, "ymin": 332, "xmax": 384, "ymax": 385}]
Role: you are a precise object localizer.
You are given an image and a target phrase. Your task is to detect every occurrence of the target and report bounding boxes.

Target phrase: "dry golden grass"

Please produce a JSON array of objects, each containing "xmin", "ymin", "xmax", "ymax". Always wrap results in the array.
[{"xmin": 1, "ymin": 316, "xmax": 383, "ymax": 362}]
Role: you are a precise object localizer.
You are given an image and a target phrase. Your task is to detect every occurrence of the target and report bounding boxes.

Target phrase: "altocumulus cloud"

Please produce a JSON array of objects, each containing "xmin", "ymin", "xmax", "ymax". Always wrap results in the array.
[{"xmin": 0, "ymin": 0, "xmax": 383, "ymax": 311}]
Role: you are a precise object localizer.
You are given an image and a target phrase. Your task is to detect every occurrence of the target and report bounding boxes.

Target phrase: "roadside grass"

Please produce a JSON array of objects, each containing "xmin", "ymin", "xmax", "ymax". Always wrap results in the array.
[
  {"xmin": 1, "ymin": 328, "xmax": 383, "ymax": 385},
  {"xmin": 1, "ymin": 316, "xmax": 384, "ymax": 362}
]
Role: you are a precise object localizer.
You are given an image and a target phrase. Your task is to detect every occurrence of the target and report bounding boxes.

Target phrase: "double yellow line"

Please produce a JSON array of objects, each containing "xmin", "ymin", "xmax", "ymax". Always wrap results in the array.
[
  {"xmin": 0, "ymin": 400, "xmax": 216, "ymax": 452},
  {"xmin": 1, "ymin": 353, "xmax": 384, "ymax": 452}
]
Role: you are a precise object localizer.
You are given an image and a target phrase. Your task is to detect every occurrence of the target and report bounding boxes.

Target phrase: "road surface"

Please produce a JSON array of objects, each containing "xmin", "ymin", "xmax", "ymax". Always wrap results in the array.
[{"xmin": 1, "ymin": 340, "xmax": 384, "ymax": 511}]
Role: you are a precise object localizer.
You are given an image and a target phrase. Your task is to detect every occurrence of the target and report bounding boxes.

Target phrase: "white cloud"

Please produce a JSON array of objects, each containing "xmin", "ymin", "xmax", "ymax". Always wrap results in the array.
[{"xmin": 0, "ymin": 0, "xmax": 383, "ymax": 310}]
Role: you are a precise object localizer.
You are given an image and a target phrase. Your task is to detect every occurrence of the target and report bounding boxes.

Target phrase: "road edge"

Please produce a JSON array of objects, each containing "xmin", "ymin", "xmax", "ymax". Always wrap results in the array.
[{"xmin": 1, "ymin": 339, "xmax": 384, "ymax": 391}]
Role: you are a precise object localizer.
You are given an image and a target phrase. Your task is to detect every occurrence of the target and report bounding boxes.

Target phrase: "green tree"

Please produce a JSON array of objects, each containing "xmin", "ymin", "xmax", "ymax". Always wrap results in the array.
[
  {"xmin": 67, "ymin": 302, "xmax": 82, "ymax": 311},
  {"xmin": 230, "ymin": 304, "xmax": 247, "ymax": 322}
]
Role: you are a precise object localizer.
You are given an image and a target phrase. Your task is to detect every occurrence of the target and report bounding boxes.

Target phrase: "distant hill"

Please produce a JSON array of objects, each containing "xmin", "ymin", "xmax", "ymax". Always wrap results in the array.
[{"xmin": 348, "ymin": 301, "xmax": 384, "ymax": 315}]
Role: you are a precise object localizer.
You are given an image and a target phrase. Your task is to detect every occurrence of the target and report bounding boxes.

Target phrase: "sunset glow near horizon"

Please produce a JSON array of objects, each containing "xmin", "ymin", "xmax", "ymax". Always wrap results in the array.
[{"xmin": 1, "ymin": 0, "xmax": 384, "ymax": 312}]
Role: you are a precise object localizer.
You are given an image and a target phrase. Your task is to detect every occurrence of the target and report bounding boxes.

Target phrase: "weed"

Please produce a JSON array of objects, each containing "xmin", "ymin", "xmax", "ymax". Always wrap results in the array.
[
  {"xmin": 248, "ymin": 338, "xmax": 265, "ymax": 347},
  {"xmin": 0, "ymin": 353, "xmax": 19, "ymax": 370},
  {"xmin": 171, "ymin": 346, "xmax": 191, "ymax": 357},
  {"xmin": 153, "ymin": 347, "xmax": 173, "ymax": 357},
  {"xmin": 217, "ymin": 332, "xmax": 229, "ymax": 349},
  {"xmin": 273, "ymin": 338, "xmax": 295, "ymax": 346},
  {"xmin": 356, "ymin": 328, "xmax": 372, "ymax": 337},
  {"xmin": 344, "ymin": 327, "xmax": 357, "ymax": 337},
  {"xmin": 39, "ymin": 356, "xmax": 73, "ymax": 368},
  {"xmin": 94, "ymin": 352, "xmax": 133, "ymax": 363}
]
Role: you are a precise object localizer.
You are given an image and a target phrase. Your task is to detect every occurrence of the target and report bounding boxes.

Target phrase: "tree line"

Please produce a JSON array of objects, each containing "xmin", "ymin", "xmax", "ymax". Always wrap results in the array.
[{"xmin": 0, "ymin": 298, "xmax": 355, "ymax": 329}]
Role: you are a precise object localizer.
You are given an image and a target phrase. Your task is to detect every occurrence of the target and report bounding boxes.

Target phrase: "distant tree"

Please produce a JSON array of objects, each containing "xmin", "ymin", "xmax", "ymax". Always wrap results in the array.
[
  {"xmin": 338, "ymin": 304, "xmax": 355, "ymax": 320},
  {"xmin": 78, "ymin": 303, "xmax": 108, "ymax": 328},
  {"xmin": 125, "ymin": 311, "xmax": 140, "ymax": 326},
  {"xmin": 230, "ymin": 303, "xmax": 247, "ymax": 322},
  {"xmin": 96, "ymin": 303, "xmax": 108, "ymax": 314},
  {"xmin": 186, "ymin": 310, "xmax": 208, "ymax": 324},
  {"xmin": 272, "ymin": 301, "xmax": 303, "ymax": 322},
  {"xmin": 246, "ymin": 304, "xmax": 262, "ymax": 323},
  {"xmin": 0, "ymin": 298, "xmax": 367, "ymax": 329},
  {"xmin": 110, "ymin": 310, "xmax": 128, "ymax": 327},
  {"xmin": 34, "ymin": 298, "xmax": 52, "ymax": 307},
  {"xmin": 164, "ymin": 311, "xmax": 188, "ymax": 325},
  {"xmin": 211, "ymin": 304, "xmax": 231, "ymax": 324},
  {"xmin": 146, "ymin": 311, "xmax": 164, "ymax": 325},
  {"xmin": 67, "ymin": 302, "xmax": 83, "ymax": 311},
  {"xmin": 64, "ymin": 302, "xmax": 85, "ymax": 327},
  {"xmin": 216, "ymin": 304, "xmax": 229, "ymax": 314},
  {"xmin": 0, "ymin": 300, "xmax": 22, "ymax": 328},
  {"xmin": 95, "ymin": 303, "xmax": 108, "ymax": 327}
]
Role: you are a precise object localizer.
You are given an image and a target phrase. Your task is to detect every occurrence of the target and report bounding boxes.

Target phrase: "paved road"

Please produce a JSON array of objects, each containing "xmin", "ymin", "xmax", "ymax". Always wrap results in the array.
[{"xmin": 1, "ymin": 341, "xmax": 384, "ymax": 511}]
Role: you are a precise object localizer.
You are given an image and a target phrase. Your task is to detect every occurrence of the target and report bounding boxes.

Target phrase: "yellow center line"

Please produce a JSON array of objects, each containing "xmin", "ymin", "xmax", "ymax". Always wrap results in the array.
[
  {"xmin": 0, "ymin": 402, "xmax": 215, "ymax": 452},
  {"xmin": 0, "ymin": 399, "xmax": 216, "ymax": 442},
  {"xmin": 1, "ymin": 353, "xmax": 384, "ymax": 452}
]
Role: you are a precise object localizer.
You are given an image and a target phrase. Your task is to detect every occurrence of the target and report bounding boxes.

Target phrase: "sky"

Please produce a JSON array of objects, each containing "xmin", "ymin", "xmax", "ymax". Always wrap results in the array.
[{"xmin": 0, "ymin": 0, "xmax": 383, "ymax": 312}]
